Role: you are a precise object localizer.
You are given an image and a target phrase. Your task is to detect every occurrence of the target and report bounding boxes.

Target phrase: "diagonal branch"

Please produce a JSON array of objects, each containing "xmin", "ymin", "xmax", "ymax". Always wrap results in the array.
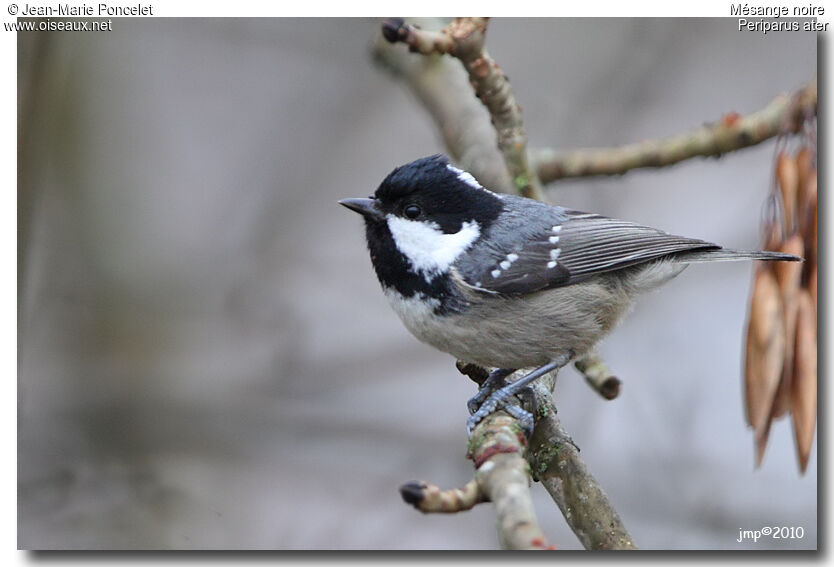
[
  {"xmin": 529, "ymin": 379, "xmax": 637, "ymax": 550},
  {"xmin": 381, "ymin": 17, "xmax": 545, "ymax": 201},
  {"xmin": 533, "ymin": 79, "xmax": 817, "ymax": 182},
  {"xmin": 373, "ymin": 20, "xmax": 512, "ymax": 193}
]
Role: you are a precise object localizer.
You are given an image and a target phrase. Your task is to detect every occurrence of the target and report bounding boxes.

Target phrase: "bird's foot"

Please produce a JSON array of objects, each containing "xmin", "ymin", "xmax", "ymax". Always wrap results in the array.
[
  {"xmin": 466, "ymin": 360, "xmax": 564, "ymax": 437},
  {"xmin": 467, "ymin": 398, "xmax": 535, "ymax": 438},
  {"xmin": 466, "ymin": 368, "xmax": 515, "ymax": 415}
]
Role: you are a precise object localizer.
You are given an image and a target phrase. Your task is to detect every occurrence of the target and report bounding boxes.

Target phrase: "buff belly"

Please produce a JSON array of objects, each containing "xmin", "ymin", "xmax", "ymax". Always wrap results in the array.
[{"xmin": 383, "ymin": 274, "xmax": 637, "ymax": 370}]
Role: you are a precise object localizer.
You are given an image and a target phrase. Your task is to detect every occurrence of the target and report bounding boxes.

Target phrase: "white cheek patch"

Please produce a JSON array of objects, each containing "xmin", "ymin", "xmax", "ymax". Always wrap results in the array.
[
  {"xmin": 386, "ymin": 215, "xmax": 481, "ymax": 281},
  {"xmin": 446, "ymin": 164, "xmax": 484, "ymax": 190}
]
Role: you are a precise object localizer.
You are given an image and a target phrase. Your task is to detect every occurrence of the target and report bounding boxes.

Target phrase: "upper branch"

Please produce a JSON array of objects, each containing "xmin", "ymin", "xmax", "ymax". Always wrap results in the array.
[
  {"xmin": 382, "ymin": 17, "xmax": 546, "ymax": 201},
  {"xmin": 533, "ymin": 79, "xmax": 818, "ymax": 183},
  {"xmin": 373, "ymin": 18, "xmax": 513, "ymax": 193}
]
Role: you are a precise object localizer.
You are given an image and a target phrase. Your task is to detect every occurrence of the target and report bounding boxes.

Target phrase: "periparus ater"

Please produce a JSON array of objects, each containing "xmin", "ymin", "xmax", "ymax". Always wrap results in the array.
[{"xmin": 340, "ymin": 155, "xmax": 800, "ymax": 435}]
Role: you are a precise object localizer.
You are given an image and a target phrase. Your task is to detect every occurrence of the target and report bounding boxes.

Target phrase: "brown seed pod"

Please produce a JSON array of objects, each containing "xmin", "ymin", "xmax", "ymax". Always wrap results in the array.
[
  {"xmin": 791, "ymin": 290, "xmax": 817, "ymax": 474},
  {"xmin": 810, "ymin": 194, "xmax": 817, "ymax": 265},
  {"xmin": 744, "ymin": 267, "xmax": 786, "ymax": 435},
  {"xmin": 770, "ymin": 235, "xmax": 805, "ymax": 419},
  {"xmin": 773, "ymin": 234, "xmax": 805, "ymax": 295},
  {"xmin": 796, "ymin": 146, "xmax": 815, "ymax": 196},
  {"xmin": 776, "ymin": 152, "xmax": 799, "ymax": 233},
  {"xmin": 798, "ymin": 167, "xmax": 817, "ymax": 222},
  {"xmin": 801, "ymin": 173, "xmax": 817, "ymax": 271},
  {"xmin": 762, "ymin": 217, "xmax": 783, "ymax": 251},
  {"xmin": 755, "ymin": 421, "xmax": 772, "ymax": 468}
]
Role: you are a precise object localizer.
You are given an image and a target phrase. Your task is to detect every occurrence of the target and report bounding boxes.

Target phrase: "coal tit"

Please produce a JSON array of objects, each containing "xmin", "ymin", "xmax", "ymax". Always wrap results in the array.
[{"xmin": 340, "ymin": 155, "xmax": 800, "ymax": 435}]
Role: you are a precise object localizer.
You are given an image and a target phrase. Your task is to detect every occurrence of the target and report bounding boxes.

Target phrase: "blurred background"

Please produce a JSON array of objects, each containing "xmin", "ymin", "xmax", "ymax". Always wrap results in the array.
[{"xmin": 18, "ymin": 18, "xmax": 816, "ymax": 549}]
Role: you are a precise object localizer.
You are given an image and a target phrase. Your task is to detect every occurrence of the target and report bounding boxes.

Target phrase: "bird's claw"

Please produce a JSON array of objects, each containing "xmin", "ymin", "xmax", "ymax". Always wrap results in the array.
[
  {"xmin": 465, "ymin": 359, "xmax": 567, "ymax": 438},
  {"xmin": 466, "ymin": 389, "xmax": 535, "ymax": 438},
  {"xmin": 466, "ymin": 368, "xmax": 515, "ymax": 415},
  {"xmin": 466, "ymin": 390, "xmax": 488, "ymax": 415}
]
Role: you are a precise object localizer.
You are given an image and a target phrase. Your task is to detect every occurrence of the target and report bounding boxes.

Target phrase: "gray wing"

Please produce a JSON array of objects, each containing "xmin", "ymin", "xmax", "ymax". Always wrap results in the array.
[{"xmin": 459, "ymin": 209, "xmax": 720, "ymax": 295}]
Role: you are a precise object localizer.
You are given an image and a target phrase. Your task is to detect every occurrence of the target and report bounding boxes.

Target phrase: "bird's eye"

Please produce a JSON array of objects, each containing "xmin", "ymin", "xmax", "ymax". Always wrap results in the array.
[{"xmin": 404, "ymin": 204, "xmax": 422, "ymax": 219}]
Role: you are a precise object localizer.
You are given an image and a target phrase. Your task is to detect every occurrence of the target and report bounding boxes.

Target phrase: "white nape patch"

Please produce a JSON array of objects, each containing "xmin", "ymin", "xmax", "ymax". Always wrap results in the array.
[
  {"xmin": 551, "ymin": 225, "xmax": 562, "ymax": 233},
  {"xmin": 550, "ymin": 249, "xmax": 561, "ymax": 260},
  {"xmin": 386, "ymin": 215, "xmax": 481, "ymax": 281},
  {"xmin": 499, "ymin": 260, "xmax": 512, "ymax": 270},
  {"xmin": 546, "ymin": 261, "xmax": 557, "ymax": 269},
  {"xmin": 548, "ymin": 235, "xmax": 560, "ymax": 244},
  {"xmin": 507, "ymin": 253, "xmax": 519, "ymax": 262},
  {"xmin": 491, "ymin": 269, "xmax": 501, "ymax": 278},
  {"xmin": 446, "ymin": 164, "xmax": 484, "ymax": 190}
]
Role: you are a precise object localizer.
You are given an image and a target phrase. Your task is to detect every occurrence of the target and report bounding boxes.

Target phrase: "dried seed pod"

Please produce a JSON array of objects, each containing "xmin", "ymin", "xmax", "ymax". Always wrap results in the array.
[
  {"xmin": 744, "ymin": 267, "xmax": 786, "ymax": 435},
  {"xmin": 801, "ymin": 173, "xmax": 817, "ymax": 269},
  {"xmin": 796, "ymin": 146, "xmax": 815, "ymax": 195},
  {"xmin": 798, "ymin": 167, "xmax": 817, "ymax": 221},
  {"xmin": 776, "ymin": 152, "xmax": 799, "ymax": 233},
  {"xmin": 770, "ymin": 235, "xmax": 805, "ymax": 419},
  {"xmin": 755, "ymin": 421, "xmax": 772, "ymax": 468},
  {"xmin": 810, "ymin": 196, "xmax": 817, "ymax": 269},
  {"xmin": 773, "ymin": 234, "xmax": 805, "ymax": 295},
  {"xmin": 762, "ymin": 217, "xmax": 783, "ymax": 251},
  {"xmin": 791, "ymin": 291, "xmax": 817, "ymax": 474}
]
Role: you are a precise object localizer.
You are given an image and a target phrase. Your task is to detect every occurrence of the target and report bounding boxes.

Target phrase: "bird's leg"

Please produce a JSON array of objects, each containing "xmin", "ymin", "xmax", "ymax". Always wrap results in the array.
[
  {"xmin": 466, "ymin": 367, "xmax": 516, "ymax": 415},
  {"xmin": 466, "ymin": 353, "xmax": 571, "ymax": 437}
]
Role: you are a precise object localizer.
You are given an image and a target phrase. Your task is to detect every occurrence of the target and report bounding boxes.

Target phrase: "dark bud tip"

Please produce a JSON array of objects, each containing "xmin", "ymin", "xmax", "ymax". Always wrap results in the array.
[
  {"xmin": 600, "ymin": 376, "xmax": 621, "ymax": 400},
  {"xmin": 399, "ymin": 481, "xmax": 426, "ymax": 506},
  {"xmin": 381, "ymin": 18, "xmax": 405, "ymax": 43}
]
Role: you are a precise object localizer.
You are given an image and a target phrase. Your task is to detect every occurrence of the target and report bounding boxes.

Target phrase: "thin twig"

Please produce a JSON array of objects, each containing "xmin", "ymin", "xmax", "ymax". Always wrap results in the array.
[
  {"xmin": 399, "ymin": 411, "xmax": 555, "ymax": 549},
  {"xmin": 574, "ymin": 349, "xmax": 621, "ymax": 400},
  {"xmin": 381, "ymin": 17, "xmax": 545, "ymax": 201},
  {"xmin": 533, "ymin": 79, "xmax": 818, "ymax": 182},
  {"xmin": 399, "ymin": 479, "xmax": 484, "ymax": 513}
]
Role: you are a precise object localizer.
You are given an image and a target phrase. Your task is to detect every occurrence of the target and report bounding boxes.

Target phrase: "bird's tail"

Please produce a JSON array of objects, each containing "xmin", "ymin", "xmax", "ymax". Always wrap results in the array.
[{"xmin": 674, "ymin": 248, "xmax": 803, "ymax": 264}]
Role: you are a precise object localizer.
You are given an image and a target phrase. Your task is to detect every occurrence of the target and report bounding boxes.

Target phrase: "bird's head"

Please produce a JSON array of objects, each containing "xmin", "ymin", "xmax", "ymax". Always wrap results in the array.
[{"xmin": 339, "ymin": 155, "xmax": 503, "ymax": 285}]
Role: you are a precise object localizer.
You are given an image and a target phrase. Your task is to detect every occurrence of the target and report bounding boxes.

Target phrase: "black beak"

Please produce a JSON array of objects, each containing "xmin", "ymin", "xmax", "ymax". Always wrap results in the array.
[{"xmin": 338, "ymin": 197, "xmax": 384, "ymax": 221}]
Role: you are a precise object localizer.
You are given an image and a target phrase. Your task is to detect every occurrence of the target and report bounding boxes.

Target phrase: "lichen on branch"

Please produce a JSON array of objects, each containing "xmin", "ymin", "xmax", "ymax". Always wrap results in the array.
[{"xmin": 529, "ymin": 380, "xmax": 637, "ymax": 550}]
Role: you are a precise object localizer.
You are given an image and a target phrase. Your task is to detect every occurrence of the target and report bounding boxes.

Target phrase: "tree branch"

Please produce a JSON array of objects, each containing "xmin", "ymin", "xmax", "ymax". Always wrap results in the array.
[
  {"xmin": 529, "ymin": 381, "xmax": 637, "ymax": 550},
  {"xmin": 532, "ymin": 79, "xmax": 817, "ymax": 182},
  {"xmin": 381, "ymin": 17, "xmax": 545, "ymax": 201},
  {"xmin": 374, "ymin": 18, "xmax": 814, "ymax": 551},
  {"xmin": 398, "ymin": 411, "xmax": 555, "ymax": 549},
  {"xmin": 377, "ymin": 17, "xmax": 632, "ymax": 550},
  {"xmin": 468, "ymin": 413, "xmax": 555, "ymax": 549},
  {"xmin": 574, "ymin": 349, "xmax": 621, "ymax": 400},
  {"xmin": 373, "ymin": 19, "xmax": 512, "ymax": 193},
  {"xmin": 399, "ymin": 479, "xmax": 483, "ymax": 513}
]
